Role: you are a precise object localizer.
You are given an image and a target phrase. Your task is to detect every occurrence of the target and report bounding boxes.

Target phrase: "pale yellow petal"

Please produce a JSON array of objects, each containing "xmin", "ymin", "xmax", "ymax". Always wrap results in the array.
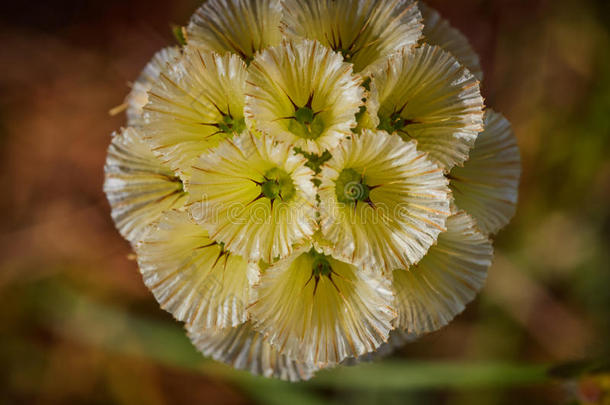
[
  {"xmin": 318, "ymin": 129, "xmax": 451, "ymax": 273},
  {"xmin": 393, "ymin": 211, "xmax": 492, "ymax": 335},
  {"xmin": 281, "ymin": 0, "xmax": 422, "ymax": 73},
  {"xmin": 249, "ymin": 246, "xmax": 396, "ymax": 365},
  {"xmin": 245, "ymin": 39, "xmax": 363, "ymax": 154},
  {"xmin": 126, "ymin": 46, "xmax": 181, "ymax": 126},
  {"xmin": 186, "ymin": 0, "xmax": 283, "ymax": 61},
  {"xmin": 187, "ymin": 322, "xmax": 318, "ymax": 381},
  {"xmin": 368, "ymin": 44, "xmax": 485, "ymax": 170},
  {"xmin": 136, "ymin": 210, "xmax": 258, "ymax": 329},
  {"xmin": 142, "ymin": 47, "xmax": 247, "ymax": 179},
  {"xmin": 450, "ymin": 110, "xmax": 521, "ymax": 235},
  {"xmin": 420, "ymin": 3, "xmax": 483, "ymax": 81},
  {"xmin": 188, "ymin": 133, "xmax": 317, "ymax": 263},
  {"xmin": 103, "ymin": 127, "xmax": 187, "ymax": 245}
]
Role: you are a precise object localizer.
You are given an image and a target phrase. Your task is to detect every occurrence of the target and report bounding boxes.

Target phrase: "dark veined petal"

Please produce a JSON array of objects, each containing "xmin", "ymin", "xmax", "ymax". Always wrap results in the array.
[
  {"xmin": 142, "ymin": 47, "xmax": 247, "ymax": 179},
  {"xmin": 188, "ymin": 132, "xmax": 317, "ymax": 263},
  {"xmin": 186, "ymin": 0, "xmax": 283, "ymax": 62},
  {"xmin": 393, "ymin": 211, "xmax": 493, "ymax": 335},
  {"xmin": 281, "ymin": 0, "xmax": 422, "ymax": 73},
  {"xmin": 187, "ymin": 322, "xmax": 319, "ymax": 381},
  {"xmin": 245, "ymin": 39, "xmax": 363, "ymax": 154},
  {"xmin": 450, "ymin": 110, "xmax": 521, "ymax": 235},
  {"xmin": 249, "ymin": 246, "xmax": 396, "ymax": 365},
  {"xmin": 103, "ymin": 127, "xmax": 187, "ymax": 245},
  {"xmin": 368, "ymin": 44, "xmax": 485, "ymax": 170},
  {"xmin": 318, "ymin": 129, "xmax": 451, "ymax": 273},
  {"xmin": 126, "ymin": 46, "xmax": 181, "ymax": 126},
  {"xmin": 420, "ymin": 3, "xmax": 483, "ymax": 81},
  {"xmin": 136, "ymin": 210, "xmax": 258, "ymax": 329}
]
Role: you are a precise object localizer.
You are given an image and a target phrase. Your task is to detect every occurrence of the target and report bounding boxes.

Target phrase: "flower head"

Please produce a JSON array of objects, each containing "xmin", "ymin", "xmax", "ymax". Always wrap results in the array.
[
  {"xmin": 188, "ymin": 132, "xmax": 317, "ymax": 263},
  {"xmin": 188, "ymin": 322, "xmax": 317, "ymax": 381},
  {"xmin": 104, "ymin": 127, "xmax": 187, "ymax": 245},
  {"xmin": 142, "ymin": 47, "xmax": 247, "ymax": 179},
  {"xmin": 367, "ymin": 44, "xmax": 485, "ymax": 170},
  {"xmin": 248, "ymin": 245, "xmax": 395, "ymax": 365},
  {"xmin": 392, "ymin": 211, "xmax": 493, "ymax": 335},
  {"xmin": 136, "ymin": 210, "xmax": 258, "ymax": 329},
  {"xmin": 104, "ymin": 0, "xmax": 520, "ymax": 381},
  {"xmin": 126, "ymin": 46, "xmax": 181, "ymax": 126},
  {"xmin": 187, "ymin": 0, "xmax": 283, "ymax": 61},
  {"xmin": 281, "ymin": 0, "xmax": 422, "ymax": 73},
  {"xmin": 318, "ymin": 129, "xmax": 451, "ymax": 272},
  {"xmin": 245, "ymin": 39, "xmax": 363, "ymax": 153},
  {"xmin": 449, "ymin": 110, "xmax": 521, "ymax": 235}
]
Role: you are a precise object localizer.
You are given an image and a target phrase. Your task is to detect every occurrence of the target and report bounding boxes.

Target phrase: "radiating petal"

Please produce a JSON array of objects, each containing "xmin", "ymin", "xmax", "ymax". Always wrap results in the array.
[
  {"xmin": 420, "ymin": 3, "xmax": 483, "ymax": 80},
  {"xmin": 126, "ymin": 47, "xmax": 181, "ymax": 126},
  {"xmin": 249, "ymin": 246, "xmax": 396, "ymax": 365},
  {"xmin": 188, "ymin": 132, "xmax": 317, "ymax": 263},
  {"xmin": 318, "ymin": 129, "xmax": 451, "ymax": 273},
  {"xmin": 187, "ymin": 322, "xmax": 318, "ymax": 381},
  {"xmin": 186, "ymin": 0, "xmax": 283, "ymax": 62},
  {"xmin": 245, "ymin": 39, "xmax": 363, "ymax": 154},
  {"xmin": 368, "ymin": 44, "xmax": 485, "ymax": 169},
  {"xmin": 393, "ymin": 211, "xmax": 492, "ymax": 335},
  {"xmin": 103, "ymin": 127, "xmax": 187, "ymax": 245},
  {"xmin": 449, "ymin": 110, "xmax": 521, "ymax": 235},
  {"xmin": 136, "ymin": 210, "xmax": 258, "ymax": 329},
  {"xmin": 280, "ymin": 0, "xmax": 422, "ymax": 73},
  {"xmin": 142, "ymin": 47, "xmax": 247, "ymax": 179}
]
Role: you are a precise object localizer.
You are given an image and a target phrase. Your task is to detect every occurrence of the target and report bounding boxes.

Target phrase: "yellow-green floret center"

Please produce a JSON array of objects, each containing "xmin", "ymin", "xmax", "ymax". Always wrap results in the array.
[
  {"xmin": 308, "ymin": 249, "xmax": 333, "ymax": 277},
  {"xmin": 261, "ymin": 167, "xmax": 296, "ymax": 201},
  {"xmin": 288, "ymin": 106, "xmax": 325, "ymax": 140},
  {"xmin": 377, "ymin": 111, "xmax": 409, "ymax": 134},
  {"xmin": 218, "ymin": 114, "xmax": 246, "ymax": 135},
  {"xmin": 335, "ymin": 168, "xmax": 371, "ymax": 205}
]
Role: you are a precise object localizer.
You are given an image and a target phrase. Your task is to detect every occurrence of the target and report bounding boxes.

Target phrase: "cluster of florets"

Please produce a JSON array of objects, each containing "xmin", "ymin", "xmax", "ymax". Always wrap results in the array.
[{"xmin": 104, "ymin": 0, "xmax": 520, "ymax": 381}]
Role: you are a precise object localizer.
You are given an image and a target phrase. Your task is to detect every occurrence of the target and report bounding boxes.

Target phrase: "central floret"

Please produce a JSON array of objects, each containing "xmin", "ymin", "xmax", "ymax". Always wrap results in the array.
[
  {"xmin": 335, "ymin": 168, "xmax": 372, "ymax": 205},
  {"xmin": 260, "ymin": 167, "xmax": 296, "ymax": 201},
  {"xmin": 245, "ymin": 40, "xmax": 364, "ymax": 153},
  {"xmin": 287, "ymin": 95, "xmax": 325, "ymax": 140}
]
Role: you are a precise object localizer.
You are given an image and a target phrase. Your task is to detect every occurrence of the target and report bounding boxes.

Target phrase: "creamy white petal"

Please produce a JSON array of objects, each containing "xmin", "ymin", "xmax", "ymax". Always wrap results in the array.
[
  {"xmin": 186, "ymin": 0, "xmax": 283, "ymax": 61},
  {"xmin": 420, "ymin": 3, "xmax": 483, "ymax": 81},
  {"xmin": 188, "ymin": 132, "xmax": 317, "ymax": 263},
  {"xmin": 449, "ymin": 110, "xmax": 521, "ymax": 235},
  {"xmin": 368, "ymin": 44, "xmax": 485, "ymax": 170},
  {"xmin": 136, "ymin": 210, "xmax": 258, "ymax": 329},
  {"xmin": 245, "ymin": 39, "xmax": 363, "ymax": 154},
  {"xmin": 249, "ymin": 246, "xmax": 396, "ymax": 365},
  {"xmin": 187, "ymin": 322, "xmax": 318, "ymax": 381},
  {"xmin": 142, "ymin": 47, "xmax": 247, "ymax": 179},
  {"xmin": 103, "ymin": 127, "xmax": 187, "ymax": 245},
  {"xmin": 393, "ymin": 211, "xmax": 492, "ymax": 335},
  {"xmin": 318, "ymin": 129, "xmax": 451, "ymax": 273},
  {"xmin": 126, "ymin": 47, "xmax": 181, "ymax": 126},
  {"xmin": 280, "ymin": 0, "xmax": 422, "ymax": 73}
]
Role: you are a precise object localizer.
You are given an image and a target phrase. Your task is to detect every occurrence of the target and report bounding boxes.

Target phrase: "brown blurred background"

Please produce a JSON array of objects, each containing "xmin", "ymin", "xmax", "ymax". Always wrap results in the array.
[{"xmin": 1, "ymin": 0, "xmax": 609, "ymax": 404}]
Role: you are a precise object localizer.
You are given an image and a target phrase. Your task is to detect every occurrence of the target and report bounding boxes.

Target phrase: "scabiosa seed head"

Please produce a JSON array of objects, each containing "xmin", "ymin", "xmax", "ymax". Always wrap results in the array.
[{"xmin": 104, "ymin": 0, "xmax": 520, "ymax": 381}]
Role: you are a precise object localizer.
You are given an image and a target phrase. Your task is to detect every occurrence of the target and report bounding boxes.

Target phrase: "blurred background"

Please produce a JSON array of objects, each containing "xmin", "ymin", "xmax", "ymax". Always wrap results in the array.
[{"xmin": 1, "ymin": 0, "xmax": 609, "ymax": 404}]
